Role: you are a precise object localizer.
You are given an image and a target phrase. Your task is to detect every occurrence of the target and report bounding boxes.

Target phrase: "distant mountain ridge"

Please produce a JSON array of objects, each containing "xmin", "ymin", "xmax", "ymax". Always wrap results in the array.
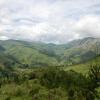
[{"xmin": 0, "ymin": 37, "xmax": 99, "ymax": 68}]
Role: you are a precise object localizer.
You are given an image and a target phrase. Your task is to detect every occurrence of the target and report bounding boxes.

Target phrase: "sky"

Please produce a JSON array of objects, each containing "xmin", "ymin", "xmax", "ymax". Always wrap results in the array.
[{"xmin": 0, "ymin": 0, "xmax": 100, "ymax": 43}]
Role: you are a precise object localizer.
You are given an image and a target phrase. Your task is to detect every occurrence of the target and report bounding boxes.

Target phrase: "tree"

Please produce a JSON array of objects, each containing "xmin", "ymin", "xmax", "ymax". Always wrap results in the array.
[{"xmin": 87, "ymin": 65, "xmax": 100, "ymax": 100}]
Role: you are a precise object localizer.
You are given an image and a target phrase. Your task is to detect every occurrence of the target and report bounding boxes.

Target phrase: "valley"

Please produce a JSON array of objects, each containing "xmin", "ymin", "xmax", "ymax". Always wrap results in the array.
[{"xmin": 0, "ymin": 37, "xmax": 100, "ymax": 100}]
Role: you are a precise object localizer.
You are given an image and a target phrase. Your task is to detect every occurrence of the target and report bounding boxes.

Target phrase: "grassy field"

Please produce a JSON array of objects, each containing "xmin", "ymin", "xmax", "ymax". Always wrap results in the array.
[{"xmin": 64, "ymin": 56, "xmax": 100, "ymax": 74}]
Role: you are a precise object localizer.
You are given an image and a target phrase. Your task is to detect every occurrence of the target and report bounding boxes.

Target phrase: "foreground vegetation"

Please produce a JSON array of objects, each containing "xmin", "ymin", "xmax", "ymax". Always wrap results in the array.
[{"xmin": 0, "ymin": 63, "xmax": 100, "ymax": 100}]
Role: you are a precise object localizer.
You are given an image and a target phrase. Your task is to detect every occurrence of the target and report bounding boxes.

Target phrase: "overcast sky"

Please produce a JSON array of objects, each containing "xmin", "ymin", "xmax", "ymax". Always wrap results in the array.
[{"xmin": 0, "ymin": 0, "xmax": 100, "ymax": 43}]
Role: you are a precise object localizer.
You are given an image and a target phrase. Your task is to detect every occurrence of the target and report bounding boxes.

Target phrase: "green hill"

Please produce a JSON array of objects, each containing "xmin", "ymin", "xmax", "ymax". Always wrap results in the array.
[
  {"xmin": 59, "ymin": 37, "xmax": 100, "ymax": 65},
  {"xmin": 0, "ymin": 40, "xmax": 58, "ymax": 67},
  {"xmin": 0, "ymin": 37, "xmax": 99, "ymax": 68}
]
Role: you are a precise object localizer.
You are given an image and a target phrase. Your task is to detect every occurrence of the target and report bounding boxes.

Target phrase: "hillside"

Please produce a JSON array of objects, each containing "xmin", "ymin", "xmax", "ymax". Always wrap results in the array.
[
  {"xmin": 0, "ymin": 37, "xmax": 99, "ymax": 68},
  {"xmin": 64, "ymin": 56, "xmax": 100, "ymax": 74},
  {"xmin": 59, "ymin": 37, "xmax": 100, "ymax": 65},
  {"xmin": 0, "ymin": 37, "xmax": 100, "ymax": 100},
  {"xmin": 0, "ymin": 40, "xmax": 58, "ymax": 67}
]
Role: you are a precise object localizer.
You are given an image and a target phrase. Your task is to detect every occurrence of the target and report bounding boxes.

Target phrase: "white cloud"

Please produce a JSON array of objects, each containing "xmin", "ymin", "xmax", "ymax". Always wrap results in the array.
[
  {"xmin": 74, "ymin": 15, "xmax": 100, "ymax": 38},
  {"xmin": 0, "ymin": 36, "xmax": 9, "ymax": 40},
  {"xmin": 0, "ymin": 0, "xmax": 100, "ymax": 43}
]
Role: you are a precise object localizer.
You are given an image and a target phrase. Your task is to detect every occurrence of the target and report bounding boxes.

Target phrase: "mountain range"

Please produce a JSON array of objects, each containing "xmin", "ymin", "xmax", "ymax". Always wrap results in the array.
[{"xmin": 0, "ymin": 37, "xmax": 100, "ymax": 68}]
